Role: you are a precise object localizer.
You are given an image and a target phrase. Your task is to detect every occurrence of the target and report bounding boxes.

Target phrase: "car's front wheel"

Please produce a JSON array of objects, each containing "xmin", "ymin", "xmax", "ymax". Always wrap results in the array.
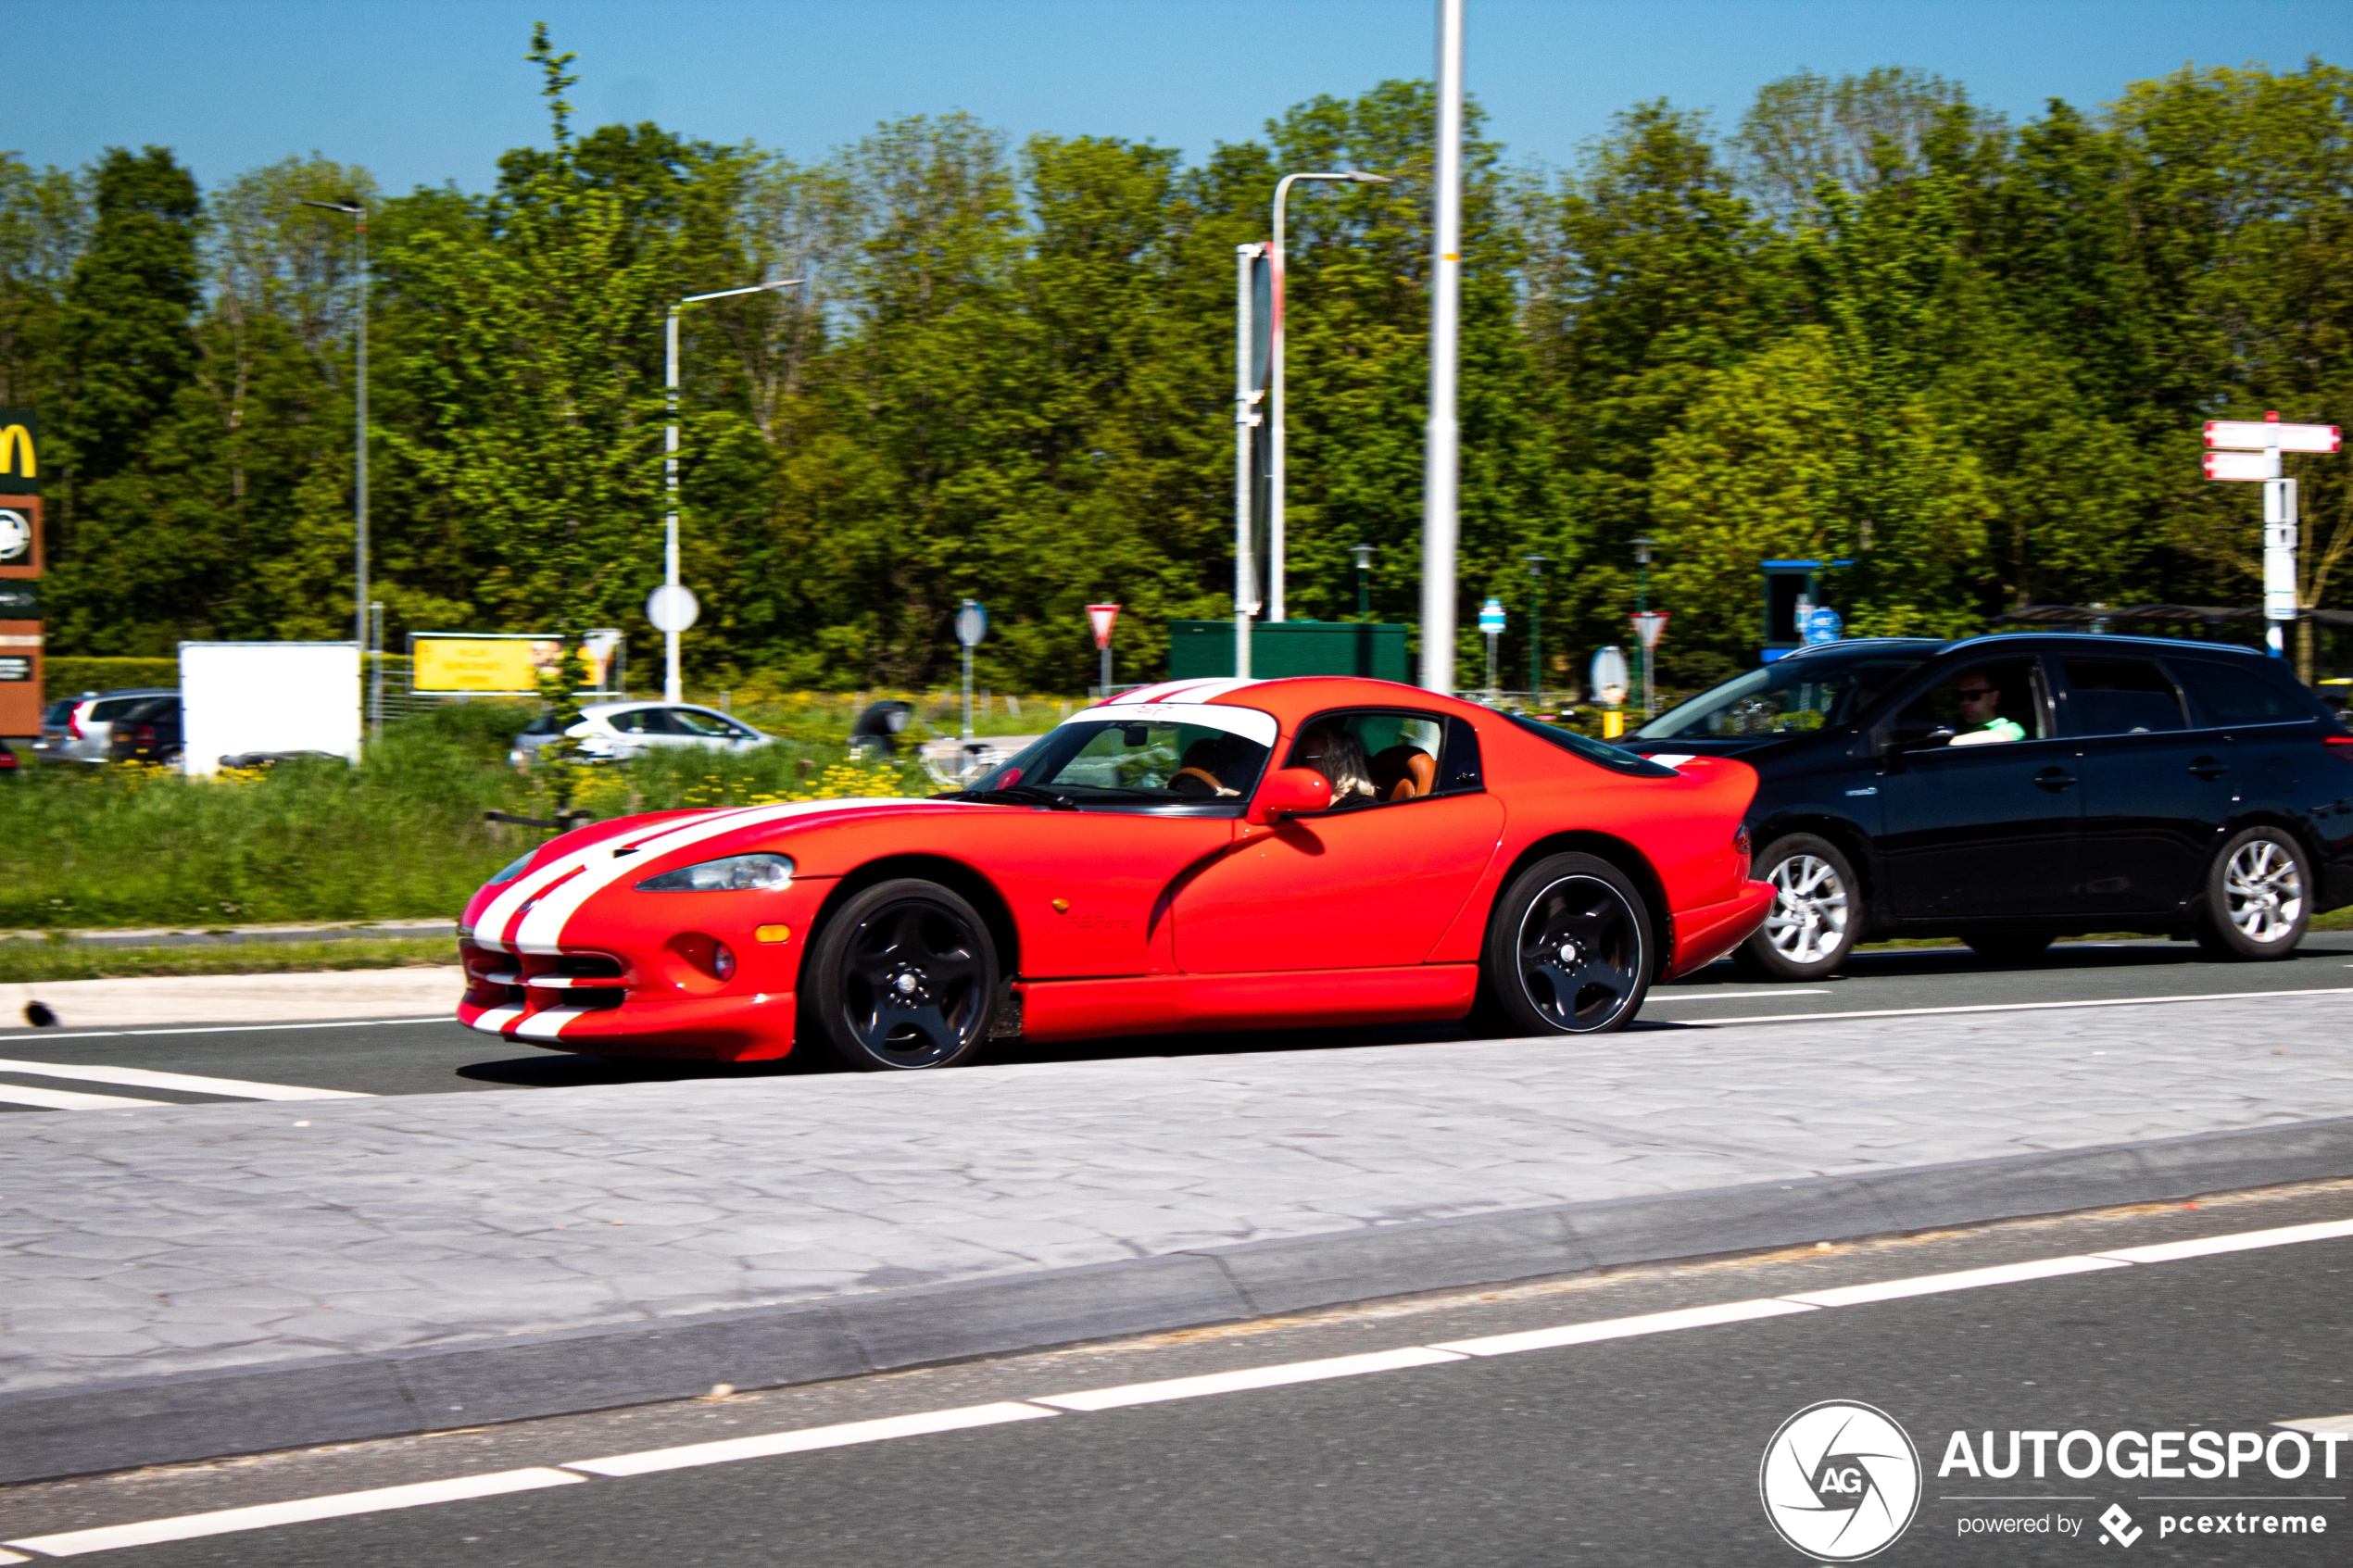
[
  {"xmin": 2195, "ymin": 826, "xmax": 2309, "ymax": 960},
  {"xmin": 1734, "ymin": 834, "xmax": 1862, "ymax": 981},
  {"xmin": 806, "ymin": 878, "xmax": 999, "ymax": 1069},
  {"xmin": 1482, "ymin": 853, "xmax": 1654, "ymax": 1035}
]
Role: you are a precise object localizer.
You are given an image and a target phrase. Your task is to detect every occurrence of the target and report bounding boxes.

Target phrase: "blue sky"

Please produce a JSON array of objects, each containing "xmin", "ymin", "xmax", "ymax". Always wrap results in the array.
[{"xmin": 6, "ymin": 1, "xmax": 2349, "ymax": 191}]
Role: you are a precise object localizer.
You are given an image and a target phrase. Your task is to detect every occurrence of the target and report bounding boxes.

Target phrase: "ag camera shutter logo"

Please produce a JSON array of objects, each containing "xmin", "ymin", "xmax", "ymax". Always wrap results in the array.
[{"xmin": 1760, "ymin": 1400, "xmax": 1922, "ymax": 1561}]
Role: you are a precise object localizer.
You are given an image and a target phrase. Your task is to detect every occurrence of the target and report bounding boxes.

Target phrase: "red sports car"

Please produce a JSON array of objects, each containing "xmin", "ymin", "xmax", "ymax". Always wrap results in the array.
[{"xmin": 458, "ymin": 676, "xmax": 1772, "ymax": 1067}]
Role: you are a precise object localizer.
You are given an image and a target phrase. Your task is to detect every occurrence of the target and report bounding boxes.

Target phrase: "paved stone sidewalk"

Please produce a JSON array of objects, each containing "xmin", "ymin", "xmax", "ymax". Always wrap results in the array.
[
  {"xmin": 3, "ymin": 994, "xmax": 2349, "ymax": 1398},
  {"xmin": 1, "ymin": 967, "xmax": 458, "ymax": 1030}
]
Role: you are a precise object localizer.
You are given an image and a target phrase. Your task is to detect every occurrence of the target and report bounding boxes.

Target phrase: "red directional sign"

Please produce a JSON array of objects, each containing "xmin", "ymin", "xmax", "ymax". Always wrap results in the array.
[
  {"xmin": 2204, "ymin": 451, "xmax": 2282, "ymax": 483},
  {"xmin": 2205, "ymin": 418, "xmax": 2340, "ymax": 453}
]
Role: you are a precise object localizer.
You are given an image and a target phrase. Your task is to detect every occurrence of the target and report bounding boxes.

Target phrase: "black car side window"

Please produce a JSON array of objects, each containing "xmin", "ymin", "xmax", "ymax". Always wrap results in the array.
[
  {"xmin": 2063, "ymin": 658, "xmax": 2188, "ymax": 735},
  {"xmin": 1287, "ymin": 710, "xmax": 1452, "ymax": 808},
  {"xmin": 2169, "ymin": 659, "xmax": 2313, "ymax": 728},
  {"xmin": 1891, "ymin": 659, "xmax": 2049, "ymax": 746}
]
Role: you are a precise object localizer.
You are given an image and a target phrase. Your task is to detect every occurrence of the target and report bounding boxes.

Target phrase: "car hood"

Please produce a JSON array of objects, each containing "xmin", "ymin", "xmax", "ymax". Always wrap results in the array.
[{"xmin": 461, "ymin": 797, "xmax": 975, "ymax": 950}]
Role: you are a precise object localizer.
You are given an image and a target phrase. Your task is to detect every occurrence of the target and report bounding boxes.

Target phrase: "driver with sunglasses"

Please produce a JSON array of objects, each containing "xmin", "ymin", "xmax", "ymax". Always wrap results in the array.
[{"xmin": 1946, "ymin": 672, "xmax": 2025, "ymax": 746}]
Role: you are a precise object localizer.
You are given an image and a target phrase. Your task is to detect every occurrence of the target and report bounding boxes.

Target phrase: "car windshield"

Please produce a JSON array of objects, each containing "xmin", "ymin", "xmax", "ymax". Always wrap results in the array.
[
  {"xmin": 963, "ymin": 718, "xmax": 1271, "ymax": 809},
  {"xmin": 1637, "ymin": 648, "xmax": 1938, "ymax": 741}
]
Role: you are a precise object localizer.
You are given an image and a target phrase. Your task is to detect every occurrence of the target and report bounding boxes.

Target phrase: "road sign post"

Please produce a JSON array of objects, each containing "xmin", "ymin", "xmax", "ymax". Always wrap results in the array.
[
  {"xmin": 955, "ymin": 599, "xmax": 988, "ymax": 739},
  {"xmin": 2205, "ymin": 414, "xmax": 2341, "ymax": 664},
  {"xmin": 1087, "ymin": 602, "xmax": 1121, "ymax": 695},
  {"xmin": 1629, "ymin": 610, "xmax": 1669, "ymax": 721},
  {"xmin": 1478, "ymin": 596, "xmax": 1504, "ymax": 700},
  {"xmin": 1591, "ymin": 645, "xmax": 1629, "ymax": 739}
]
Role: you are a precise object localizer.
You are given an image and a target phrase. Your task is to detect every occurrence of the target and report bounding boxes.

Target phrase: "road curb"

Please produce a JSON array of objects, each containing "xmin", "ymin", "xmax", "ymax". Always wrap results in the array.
[{"xmin": 6, "ymin": 1113, "xmax": 2349, "ymax": 1485}]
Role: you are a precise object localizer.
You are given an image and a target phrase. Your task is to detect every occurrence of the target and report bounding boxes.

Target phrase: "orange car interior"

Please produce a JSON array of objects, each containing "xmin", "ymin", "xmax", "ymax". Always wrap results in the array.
[{"xmin": 1369, "ymin": 745, "xmax": 1435, "ymax": 802}]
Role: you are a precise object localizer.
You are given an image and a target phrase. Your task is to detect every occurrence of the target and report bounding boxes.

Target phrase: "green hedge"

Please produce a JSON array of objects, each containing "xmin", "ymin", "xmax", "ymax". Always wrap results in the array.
[{"xmin": 44, "ymin": 657, "xmax": 181, "ymax": 696}]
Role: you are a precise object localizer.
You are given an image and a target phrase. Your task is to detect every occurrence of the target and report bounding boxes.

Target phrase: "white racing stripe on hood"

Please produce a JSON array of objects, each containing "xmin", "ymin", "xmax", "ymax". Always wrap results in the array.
[
  {"xmin": 510, "ymin": 797, "xmax": 954, "ymax": 955},
  {"xmin": 472, "ymin": 810, "xmax": 731, "ymax": 949}
]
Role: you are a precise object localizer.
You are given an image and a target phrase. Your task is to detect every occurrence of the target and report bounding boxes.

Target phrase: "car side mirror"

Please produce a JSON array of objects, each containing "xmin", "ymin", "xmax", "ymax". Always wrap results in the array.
[{"xmin": 1249, "ymin": 767, "xmax": 1333, "ymax": 824}]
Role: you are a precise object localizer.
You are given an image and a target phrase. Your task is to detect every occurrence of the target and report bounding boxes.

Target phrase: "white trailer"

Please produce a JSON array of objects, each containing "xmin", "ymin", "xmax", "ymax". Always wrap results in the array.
[{"xmin": 178, "ymin": 641, "xmax": 360, "ymax": 776}]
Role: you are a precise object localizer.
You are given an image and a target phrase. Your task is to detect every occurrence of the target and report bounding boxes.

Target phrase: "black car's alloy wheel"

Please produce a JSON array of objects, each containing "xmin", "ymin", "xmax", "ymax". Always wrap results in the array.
[
  {"xmin": 1483, "ymin": 853, "xmax": 1653, "ymax": 1035},
  {"xmin": 2196, "ymin": 826, "xmax": 2309, "ymax": 960},
  {"xmin": 808, "ymin": 878, "xmax": 998, "ymax": 1070},
  {"xmin": 1733, "ymin": 834, "xmax": 1862, "ymax": 982}
]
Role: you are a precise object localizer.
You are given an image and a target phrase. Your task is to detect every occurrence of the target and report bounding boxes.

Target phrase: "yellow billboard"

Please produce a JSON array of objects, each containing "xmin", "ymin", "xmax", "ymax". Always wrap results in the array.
[{"xmin": 412, "ymin": 635, "xmax": 560, "ymax": 695}]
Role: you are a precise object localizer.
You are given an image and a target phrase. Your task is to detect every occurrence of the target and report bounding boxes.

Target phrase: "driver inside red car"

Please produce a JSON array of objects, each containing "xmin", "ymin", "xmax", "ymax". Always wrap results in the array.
[{"xmin": 1295, "ymin": 721, "xmax": 1378, "ymax": 807}]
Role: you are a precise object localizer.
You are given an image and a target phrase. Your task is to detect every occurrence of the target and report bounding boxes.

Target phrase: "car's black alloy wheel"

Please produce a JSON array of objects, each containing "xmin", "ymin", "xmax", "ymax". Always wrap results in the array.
[
  {"xmin": 2195, "ymin": 825, "xmax": 2310, "ymax": 960},
  {"xmin": 808, "ymin": 878, "xmax": 998, "ymax": 1069},
  {"xmin": 1733, "ymin": 833, "xmax": 1862, "ymax": 981},
  {"xmin": 1484, "ymin": 852, "xmax": 1653, "ymax": 1035}
]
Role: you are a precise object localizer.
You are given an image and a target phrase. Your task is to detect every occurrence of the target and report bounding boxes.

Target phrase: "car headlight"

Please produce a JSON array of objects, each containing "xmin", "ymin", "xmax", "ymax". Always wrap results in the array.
[
  {"xmin": 635, "ymin": 852, "xmax": 795, "ymax": 892},
  {"xmin": 485, "ymin": 851, "xmax": 538, "ymax": 885}
]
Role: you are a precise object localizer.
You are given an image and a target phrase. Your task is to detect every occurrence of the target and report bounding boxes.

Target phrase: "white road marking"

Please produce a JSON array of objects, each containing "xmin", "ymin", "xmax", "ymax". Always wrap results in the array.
[
  {"xmin": 1780, "ymin": 1254, "xmax": 2126, "ymax": 1308},
  {"xmin": 13, "ymin": 1211, "xmax": 2352, "ymax": 1558},
  {"xmin": 562, "ymin": 1402, "xmax": 1057, "ymax": 1478},
  {"xmin": 1681, "ymin": 985, "xmax": 2353, "ymax": 1027},
  {"xmin": 1032, "ymin": 1347, "xmax": 1466, "ymax": 1412},
  {"xmin": 1430, "ymin": 1298, "xmax": 1817, "ymax": 1358},
  {"xmin": 0, "ymin": 1058, "xmax": 366, "ymax": 1102},
  {"xmin": 6, "ymin": 1468, "xmax": 584, "ymax": 1557},
  {"xmin": 1644, "ymin": 989, "xmax": 1830, "ymax": 1003},
  {"xmin": 2093, "ymin": 1216, "xmax": 2353, "ymax": 1265},
  {"xmin": 0, "ymin": 1016, "xmax": 451, "ymax": 1045},
  {"xmin": 0, "ymin": 1083, "xmax": 165, "ymax": 1110}
]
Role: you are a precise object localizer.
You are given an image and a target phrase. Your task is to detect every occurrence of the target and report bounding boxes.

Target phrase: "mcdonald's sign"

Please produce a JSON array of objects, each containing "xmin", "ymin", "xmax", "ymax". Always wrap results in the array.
[{"xmin": 0, "ymin": 409, "xmax": 35, "ymax": 494}]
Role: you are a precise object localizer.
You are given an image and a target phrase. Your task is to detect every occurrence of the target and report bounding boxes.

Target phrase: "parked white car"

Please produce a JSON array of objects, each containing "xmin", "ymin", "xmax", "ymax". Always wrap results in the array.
[
  {"xmin": 510, "ymin": 702, "xmax": 774, "ymax": 768},
  {"xmin": 30, "ymin": 689, "xmax": 179, "ymax": 765}
]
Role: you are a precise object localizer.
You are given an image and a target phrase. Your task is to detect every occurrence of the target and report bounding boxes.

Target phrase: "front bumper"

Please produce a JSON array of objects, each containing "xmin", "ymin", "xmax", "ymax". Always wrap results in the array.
[{"xmin": 458, "ymin": 981, "xmax": 799, "ymax": 1060}]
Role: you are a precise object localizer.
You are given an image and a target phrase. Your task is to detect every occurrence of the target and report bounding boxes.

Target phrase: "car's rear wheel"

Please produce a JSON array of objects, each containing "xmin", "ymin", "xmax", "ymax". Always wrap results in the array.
[
  {"xmin": 1964, "ymin": 932, "xmax": 2055, "ymax": 964},
  {"xmin": 1733, "ymin": 834, "xmax": 1862, "ymax": 981},
  {"xmin": 1482, "ymin": 853, "xmax": 1654, "ymax": 1035},
  {"xmin": 2195, "ymin": 826, "xmax": 2309, "ymax": 960},
  {"xmin": 806, "ymin": 878, "xmax": 998, "ymax": 1069}
]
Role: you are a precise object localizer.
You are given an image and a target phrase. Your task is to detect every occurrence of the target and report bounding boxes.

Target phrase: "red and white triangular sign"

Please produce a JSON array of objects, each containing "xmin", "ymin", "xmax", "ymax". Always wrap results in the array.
[
  {"xmin": 1087, "ymin": 603, "xmax": 1121, "ymax": 649},
  {"xmin": 1630, "ymin": 610, "xmax": 1670, "ymax": 651}
]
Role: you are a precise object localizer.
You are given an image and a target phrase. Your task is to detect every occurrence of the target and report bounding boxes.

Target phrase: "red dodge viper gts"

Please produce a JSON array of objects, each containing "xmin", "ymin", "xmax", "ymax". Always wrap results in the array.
[{"xmin": 458, "ymin": 676, "xmax": 1773, "ymax": 1067}]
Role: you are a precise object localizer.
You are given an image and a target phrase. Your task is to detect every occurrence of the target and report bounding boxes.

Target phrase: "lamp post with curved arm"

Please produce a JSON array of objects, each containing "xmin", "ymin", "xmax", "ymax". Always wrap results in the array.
[
  {"xmin": 662, "ymin": 279, "xmax": 799, "ymax": 701},
  {"xmin": 1268, "ymin": 169, "xmax": 1393, "ymax": 623}
]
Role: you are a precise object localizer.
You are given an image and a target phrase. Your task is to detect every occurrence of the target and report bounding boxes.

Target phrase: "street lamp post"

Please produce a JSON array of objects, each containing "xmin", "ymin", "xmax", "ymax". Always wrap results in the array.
[
  {"xmin": 1269, "ymin": 169, "xmax": 1393, "ymax": 624},
  {"xmin": 1350, "ymin": 543, "xmax": 1375, "ymax": 620},
  {"xmin": 1523, "ymin": 555, "xmax": 1548, "ymax": 703},
  {"xmin": 1421, "ymin": 0, "xmax": 1466, "ymax": 695},
  {"xmin": 1631, "ymin": 534, "xmax": 1657, "ymax": 717},
  {"xmin": 665, "ymin": 279, "xmax": 801, "ymax": 702},
  {"xmin": 300, "ymin": 199, "xmax": 369, "ymax": 672}
]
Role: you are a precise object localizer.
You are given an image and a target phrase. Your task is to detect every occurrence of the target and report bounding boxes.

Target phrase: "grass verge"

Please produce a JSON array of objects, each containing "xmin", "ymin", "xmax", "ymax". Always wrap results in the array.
[{"xmin": 0, "ymin": 936, "xmax": 460, "ymax": 984}]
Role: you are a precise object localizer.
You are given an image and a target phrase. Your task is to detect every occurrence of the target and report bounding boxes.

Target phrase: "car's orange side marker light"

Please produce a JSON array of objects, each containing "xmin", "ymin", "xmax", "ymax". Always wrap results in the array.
[
  {"xmin": 1051, "ymin": 899, "xmax": 1069, "ymax": 913},
  {"xmin": 754, "ymin": 924, "xmax": 792, "ymax": 944}
]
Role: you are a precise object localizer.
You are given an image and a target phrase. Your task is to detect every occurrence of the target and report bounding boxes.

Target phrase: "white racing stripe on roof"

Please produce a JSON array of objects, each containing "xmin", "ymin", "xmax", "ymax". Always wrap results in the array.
[
  {"xmin": 1061, "ymin": 702, "xmax": 1278, "ymax": 746},
  {"xmin": 1116, "ymin": 678, "xmax": 1265, "ymax": 706}
]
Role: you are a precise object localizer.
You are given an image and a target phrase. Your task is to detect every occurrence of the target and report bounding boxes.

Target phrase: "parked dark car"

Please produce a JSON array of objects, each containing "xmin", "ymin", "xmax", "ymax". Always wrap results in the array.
[
  {"xmin": 1627, "ymin": 633, "xmax": 2353, "ymax": 978},
  {"xmin": 106, "ymin": 695, "xmax": 183, "ymax": 765},
  {"xmin": 0, "ymin": 739, "xmax": 17, "ymax": 776}
]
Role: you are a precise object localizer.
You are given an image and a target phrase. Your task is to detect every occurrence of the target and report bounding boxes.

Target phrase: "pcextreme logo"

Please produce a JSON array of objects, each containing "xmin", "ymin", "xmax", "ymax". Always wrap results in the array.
[{"xmin": 1760, "ymin": 1400, "xmax": 1923, "ymax": 1561}]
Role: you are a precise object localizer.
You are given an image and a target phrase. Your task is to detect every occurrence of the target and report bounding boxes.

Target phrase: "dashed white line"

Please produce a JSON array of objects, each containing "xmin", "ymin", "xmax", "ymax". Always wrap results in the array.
[
  {"xmin": 6, "ymin": 1468, "xmax": 584, "ymax": 1558},
  {"xmin": 0, "ymin": 1083, "xmax": 165, "ymax": 1110},
  {"xmin": 1678, "ymin": 985, "xmax": 2353, "ymax": 1028},
  {"xmin": 0, "ymin": 1058, "xmax": 367, "ymax": 1102},
  {"xmin": 1643, "ymin": 989, "xmax": 1831, "ymax": 1003},
  {"xmin": 8, "ymin": 1210, "xmax": 2351, "ymax": 1559}
]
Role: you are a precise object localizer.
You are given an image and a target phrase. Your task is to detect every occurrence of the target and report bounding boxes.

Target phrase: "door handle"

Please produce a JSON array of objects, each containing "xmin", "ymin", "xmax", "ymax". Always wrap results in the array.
[
  {"xmin": 2033, "ymin": 767, "xmax": 2078, "ymax": 792},
  {"xmin": 2189, "ymin": 757, "xmax": 2229, "ymax": 780}
]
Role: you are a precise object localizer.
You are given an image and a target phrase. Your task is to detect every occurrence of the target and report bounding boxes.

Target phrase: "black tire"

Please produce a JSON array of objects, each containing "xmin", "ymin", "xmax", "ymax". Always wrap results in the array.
[
  {"xmin": 1964, "ymin": 932, "xmax": 2055, "ymax": 964},
  {"xmin": 1731, "ymin": 834, "xmax": 1862, "ymax": 981},
  {"xmin": 1482, "ymin": 853, "xmax": 1655, "ymax": 1035},
  {"xmin": 2194, "ymin": 825, "xmax": 2310, "ymax": 960},
  {"xmin": 804, "ymin": 878, "xmax": 999, "ymax": 1069}
]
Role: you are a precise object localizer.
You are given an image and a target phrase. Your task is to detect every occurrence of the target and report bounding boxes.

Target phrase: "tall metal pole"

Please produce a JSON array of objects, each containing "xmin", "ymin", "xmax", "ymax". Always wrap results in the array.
[
  {"xmin": 355, "ymin": 211, "xmax": 368, "ymax": 657},
  {"xmin": 1233, "ymin": 243, "xmax": 1260, "ymax": 679},
  {"xmin": 1525, "ymin": 558, "xmax": 1546, "ymax": 699},
  {"xmin": 663, "ymin": 280, "xmax": 800, "ymax": 703},
  {"xmin": 663, "ymin": 306, "xmax": 684, "ymax": 701},
  {"xmin": 1419, "ymin": 0, "xmax": 1465, "ymax": 695},
  {"xmin": 1270, "ymin": 171, "xmax": 1393, "ymax": 626}
]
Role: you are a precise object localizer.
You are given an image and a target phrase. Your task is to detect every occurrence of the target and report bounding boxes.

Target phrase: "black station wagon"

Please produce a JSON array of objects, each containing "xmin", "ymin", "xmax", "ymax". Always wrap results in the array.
[{"xmin": 1626, "ymin": 633, "xmax": 2353, "ymax": 979}]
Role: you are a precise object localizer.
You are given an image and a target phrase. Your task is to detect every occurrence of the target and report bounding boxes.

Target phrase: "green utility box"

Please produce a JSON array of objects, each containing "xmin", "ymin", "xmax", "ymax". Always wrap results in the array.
[{"xmin": 1166, "ymin": 620, "xmax": 1411, "ymax": 682}]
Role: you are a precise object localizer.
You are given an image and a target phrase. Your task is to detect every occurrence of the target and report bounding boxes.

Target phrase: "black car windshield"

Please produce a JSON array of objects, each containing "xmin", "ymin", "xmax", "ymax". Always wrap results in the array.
[
  {"xmin": 1637, "ymin": 648, "xmax": 1938, "ymax": 741},
  {"xmin": 962, "ymin": 717, "xmax": 1271, "ymax": 810}
]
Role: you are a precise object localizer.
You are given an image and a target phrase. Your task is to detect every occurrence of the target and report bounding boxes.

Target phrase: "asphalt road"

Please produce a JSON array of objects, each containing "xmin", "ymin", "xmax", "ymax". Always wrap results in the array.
[
  {"xmin": 6, "ymin": 1181, "xmax": 2346, "ymax": 1565},
  {"xmin": 2, "ymin": 932, "xmax": 2349, "ymax": 1108}
]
